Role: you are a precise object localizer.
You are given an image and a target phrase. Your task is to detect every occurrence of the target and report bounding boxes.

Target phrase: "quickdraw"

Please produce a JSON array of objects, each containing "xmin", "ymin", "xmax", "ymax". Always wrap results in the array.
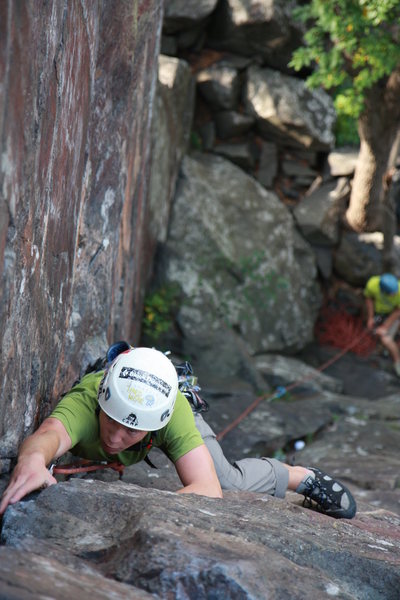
[{"xmin": 176, "ymin": 361, "xmax": 209, "ymax": 414}]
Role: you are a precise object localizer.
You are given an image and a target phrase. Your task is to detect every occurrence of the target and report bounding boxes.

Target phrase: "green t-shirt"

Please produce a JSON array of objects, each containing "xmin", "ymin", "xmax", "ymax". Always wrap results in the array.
[
  {"xmin": 50, "ymin": 371, "xmax": 204, "ymax": 465},
  {"xmin": 364, "ymin": 276, "xmax": 400, "ymax": 315}
]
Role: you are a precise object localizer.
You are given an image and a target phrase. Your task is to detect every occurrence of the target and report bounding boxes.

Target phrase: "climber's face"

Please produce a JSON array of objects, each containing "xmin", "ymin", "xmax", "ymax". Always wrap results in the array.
[{"xmin": 99, "ymin": 409, "xmax": 148, "ymax": 454}]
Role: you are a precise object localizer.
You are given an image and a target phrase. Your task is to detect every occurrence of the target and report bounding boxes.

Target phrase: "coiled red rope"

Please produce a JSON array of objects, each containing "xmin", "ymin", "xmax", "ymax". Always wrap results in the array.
[{"xmin": 315, "ymin": 305, "xmax": 377, "ymax": 357}]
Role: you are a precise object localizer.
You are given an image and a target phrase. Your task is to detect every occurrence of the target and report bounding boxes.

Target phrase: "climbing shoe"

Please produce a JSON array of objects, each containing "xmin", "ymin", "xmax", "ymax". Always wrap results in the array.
[{"xmin": 297, "ymin": 467, "xmax": 357, "ymax": 519}]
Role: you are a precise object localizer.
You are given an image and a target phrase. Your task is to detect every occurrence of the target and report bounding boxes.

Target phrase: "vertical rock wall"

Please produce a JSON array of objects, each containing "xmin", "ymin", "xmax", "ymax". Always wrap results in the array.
[{"xmin": 0, "ymin": 0, "xmax": 163, "ymax": 459}]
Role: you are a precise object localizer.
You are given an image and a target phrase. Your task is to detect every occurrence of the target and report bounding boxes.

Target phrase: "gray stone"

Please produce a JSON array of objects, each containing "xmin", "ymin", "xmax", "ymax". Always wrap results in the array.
[
  {"xmin": 293, "ymin": 180, "xmax": 343, "ymax": 246},
  {"xmin": 160, "ymin": 34, "xmax": 178, "ymax": 55},
  {"xmin": 2, "ymin": 478, "xmax": 400, "ymax": 600},
  {"xmin": 311, "ymin": 245, "xmax": 334, "ymax": 279},
  {"xmin": 163, "ymin": 0, "xmax": 218, "ymax": 34},
  {"xmin": 0, "ymin": 545, "xmax": 151, "ymax": 599},
  {"xmin": 149, "ymin": 55, "xmax": 195, "ymax": 243},
  {"xmin": 254, "ymin": 353, "xmax": 344, "ymax": 393},
  {"xmin": 327, "ymin": 147, "xmax": 359, "ymax": 177},
  {"xmin": 244, "ymin": 66, "xmax": 336, "ymax": 150},
  {"xmin": 207, "ymin": 0, "xmax": 304, "ymax": 73},
  {"xmin": 176, "ymin": 24, "xmax": 206, "ymax": 51},
  {"xmin": 256, "ymin": 141, "xmax": 278, "ymax": 188},
  {"xmin": 214, "ymin": 390, "xmax": 358, "ymax": 461},
  {"xmin": 158, "ymin": 153, "xmax": 321, "ymax": 367},
  {"xmin": 296, "ymin": 409, "xmax": 400, "ymax": 514},
  {"xmin": 282, "ymin": 158, "xmax": 317, "ymax": 179},
  {"xmin": 214, "ymin": 110, "xmax": 255, "ymax": 139},
  {"xmin": 198, "ymin": 121, "xmax": 216, "ymax": 150},
  {"xmin": 197, "ymin": 65, "xmax": 241, "ymax": 110},
  {"xmin": 213, "ymin": 141, "xmax": 258, "ymax": 169},
  {"xmin": 333, "ymin": 232, "xmax": 384, "ymax": 286},
  {"xmin": 0, "ymin": 458, "xmax": 11, "ymax": 474}
]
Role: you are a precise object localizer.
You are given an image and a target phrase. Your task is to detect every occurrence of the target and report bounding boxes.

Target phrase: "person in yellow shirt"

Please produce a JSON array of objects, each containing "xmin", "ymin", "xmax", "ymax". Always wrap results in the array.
[{"xmin": 364, "ymin": 273, "xmax": 400, "ymax": 375}]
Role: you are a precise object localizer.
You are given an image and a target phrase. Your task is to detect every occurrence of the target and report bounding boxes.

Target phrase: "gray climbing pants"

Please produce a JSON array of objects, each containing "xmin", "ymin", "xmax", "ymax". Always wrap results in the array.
[{"xmin": 194, "ymin": 413, "xmax": 289, "ymax": 498}]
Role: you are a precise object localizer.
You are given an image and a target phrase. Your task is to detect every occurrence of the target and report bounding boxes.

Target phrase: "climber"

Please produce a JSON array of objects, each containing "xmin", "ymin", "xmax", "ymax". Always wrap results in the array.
[
  {"xmin": 0, "ymin": 347, "xmax": 356, "ymax": 519},
  {"xmin": 364, "ymin": 273, "xmax": 400, "ymax": 375}
]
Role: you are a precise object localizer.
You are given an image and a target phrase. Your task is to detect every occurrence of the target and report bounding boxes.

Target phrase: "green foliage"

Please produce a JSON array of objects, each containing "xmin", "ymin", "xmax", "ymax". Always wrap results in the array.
[
  {"xmin": 334, "ymin": 110, "xmax": 359, "ymax": 146},
  {"xmin": 190, "ymin": 131, "xmax": 203, "ymax": 150},
  {"xmin": 141, "ymin": 284, "xmax": 180, "ymax": 343},
  {"xmin": 290, "ymin": 0, "xmax": 400, "ymax": 119}
]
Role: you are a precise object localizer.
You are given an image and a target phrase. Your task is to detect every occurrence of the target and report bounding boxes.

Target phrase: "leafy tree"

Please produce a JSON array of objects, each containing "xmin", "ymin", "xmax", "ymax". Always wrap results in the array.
[{"xmin": 290, "ymin": 0, "xmax": 400, "ymax": 232}]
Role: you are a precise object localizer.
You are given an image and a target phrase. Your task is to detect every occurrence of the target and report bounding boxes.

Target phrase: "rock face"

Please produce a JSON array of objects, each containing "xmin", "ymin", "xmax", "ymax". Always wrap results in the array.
[
  {"xmin": 2, "ymin": 479, "xmax": 399, "ymax": 599},
  {"xmin": 0, "ymin": 2, "xmax": 163, "ymax": 455},
  {"xmin": 148, "ymin": 55, "xmax": 195, "ymax": 244},
  {"xmin": 244, "ymin": 66, "xmax": 336, "ymax": 150},
  {"xmin": 207, "ymin": 0, "xmax": 303, "ymax": 72},
  {"xmin": 154, "ymin": 152, "xmax": 321, "ymax": 380},
  {"xmin": 333, "ymin": 232, "xmax": 400, "ymax": 286},
  {"xmin": 163, "ymin": 0, "xmax": 219, "ymax": 34}
]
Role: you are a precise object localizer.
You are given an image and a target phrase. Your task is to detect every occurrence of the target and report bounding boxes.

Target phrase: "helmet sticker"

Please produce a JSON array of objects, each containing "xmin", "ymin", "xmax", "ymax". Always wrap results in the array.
[
  {"xmin": 122, "ymin": 413, "xmax": 138, "ymax": 427},
  {"xmin": 160, "ymin": 409, "xmax": 170, "ymax": 422},
  {"xmin": 145, "ymin": 394, "xmax": 155, "ymax": 406},
  {"xmin": 105, "ymin": 387, "xmax": 111, "ymax": 401},
  {"xmin": 119, "ymin": 367, "xmax": 172, "ymax": 397},
  {"xmin": 126, "ymin": 384, "xmax": 144, "ymax": 404}
]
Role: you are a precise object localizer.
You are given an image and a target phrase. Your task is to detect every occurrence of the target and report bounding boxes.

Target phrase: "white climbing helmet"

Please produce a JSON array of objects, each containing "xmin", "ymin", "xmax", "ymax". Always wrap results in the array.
[{"xmin": 97, "ymin": 347, "xmax": 178, "ymax": 431}]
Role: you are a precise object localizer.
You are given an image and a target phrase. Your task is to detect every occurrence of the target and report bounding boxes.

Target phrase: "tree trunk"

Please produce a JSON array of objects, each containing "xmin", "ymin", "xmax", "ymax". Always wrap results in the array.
[
  {"xmin": 382, "ymin": 168, "xmax": 399, "ymax": 271},
  {"xmin": 345, "ymin": 67, "xmax": 400, "ymax": 232}
]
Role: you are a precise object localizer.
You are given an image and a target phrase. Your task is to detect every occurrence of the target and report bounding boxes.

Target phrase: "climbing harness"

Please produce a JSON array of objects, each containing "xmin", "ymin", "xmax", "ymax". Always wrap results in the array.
[{"xmin": 51, "ymin": 459, "xmax": 125, "ymax": 478}]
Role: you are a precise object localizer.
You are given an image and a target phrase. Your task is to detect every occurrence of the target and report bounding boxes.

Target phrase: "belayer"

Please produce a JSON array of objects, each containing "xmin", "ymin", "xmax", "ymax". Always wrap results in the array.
[
  {"xmin": 364, "ymin": 273, "xmax": 400, "ymax": 376},
  {"xmin": 0, "ymin": 346, "xmax": 356, "ymax": 519}
]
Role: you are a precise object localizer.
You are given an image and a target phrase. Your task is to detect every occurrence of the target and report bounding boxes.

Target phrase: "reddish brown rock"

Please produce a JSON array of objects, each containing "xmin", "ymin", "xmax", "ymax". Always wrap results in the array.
[{"xmin": 0, "ymin": 1, "xmax": 163, "ymax": 456}]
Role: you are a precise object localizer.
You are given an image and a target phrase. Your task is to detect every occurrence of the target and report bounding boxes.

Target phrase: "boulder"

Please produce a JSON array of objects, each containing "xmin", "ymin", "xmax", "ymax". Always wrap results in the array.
[
  {"xmin": 0, "ymin": 544, "xmax": 150, "ymax": 600},
  {"xmin": 155, "ymin": 152, "xmax": 321, "ymax": 381},
  {"xmin": 213, "ymin": 140, "xmax": 259, "ymax": 169},
  {"xmin": 207, "ymin": 0, "xmax": 304, "ymax": 73},
  {"xmin": 163, "ymin": 0, "xmax": 218, "ymax": 34},
  {"xmin": 293, "ymin": 180, "xmax": 344, "ymax": 246},
  {"xmin": 327, "ymin": 147, "xmax": 360, "ymax": 177},
  {"xmin": 296, "ymin": 403, "xmax": 400, "ymax": 515},
  {"xmin": 196, "ymin": 64, "xmax": 241, "ymax": 110},
  {"xmin": 2, "ymin": 479, "xmax": 399, "ymax": 599},
  {"xmin": 214, "ymin": 110, "xmax": 255, "ymax": 139},
  {"xmin": 333, "ymin": 232, "xmax": 389, "ymax": 286},
  {"xmin": 254, "ymin": 353, "xmax": 344, "ymax": 393},
  {"xmin": 244, "ymin": 66, "xmax": 336, "ymax": 150},
  {"xmin": 255, "ymin": 141, "xmax": 278, "ymax": 188}
]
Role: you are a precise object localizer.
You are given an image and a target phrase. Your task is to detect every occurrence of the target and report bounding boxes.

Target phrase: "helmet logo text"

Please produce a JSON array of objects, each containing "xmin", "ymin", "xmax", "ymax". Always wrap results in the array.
[
  {"xmin": 122, "ymin": 413, "xmax": 139, "ymax": 427},
  {"xmin": 119, "ymin": 367, "xmax": 171, "ymax": 397}
]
